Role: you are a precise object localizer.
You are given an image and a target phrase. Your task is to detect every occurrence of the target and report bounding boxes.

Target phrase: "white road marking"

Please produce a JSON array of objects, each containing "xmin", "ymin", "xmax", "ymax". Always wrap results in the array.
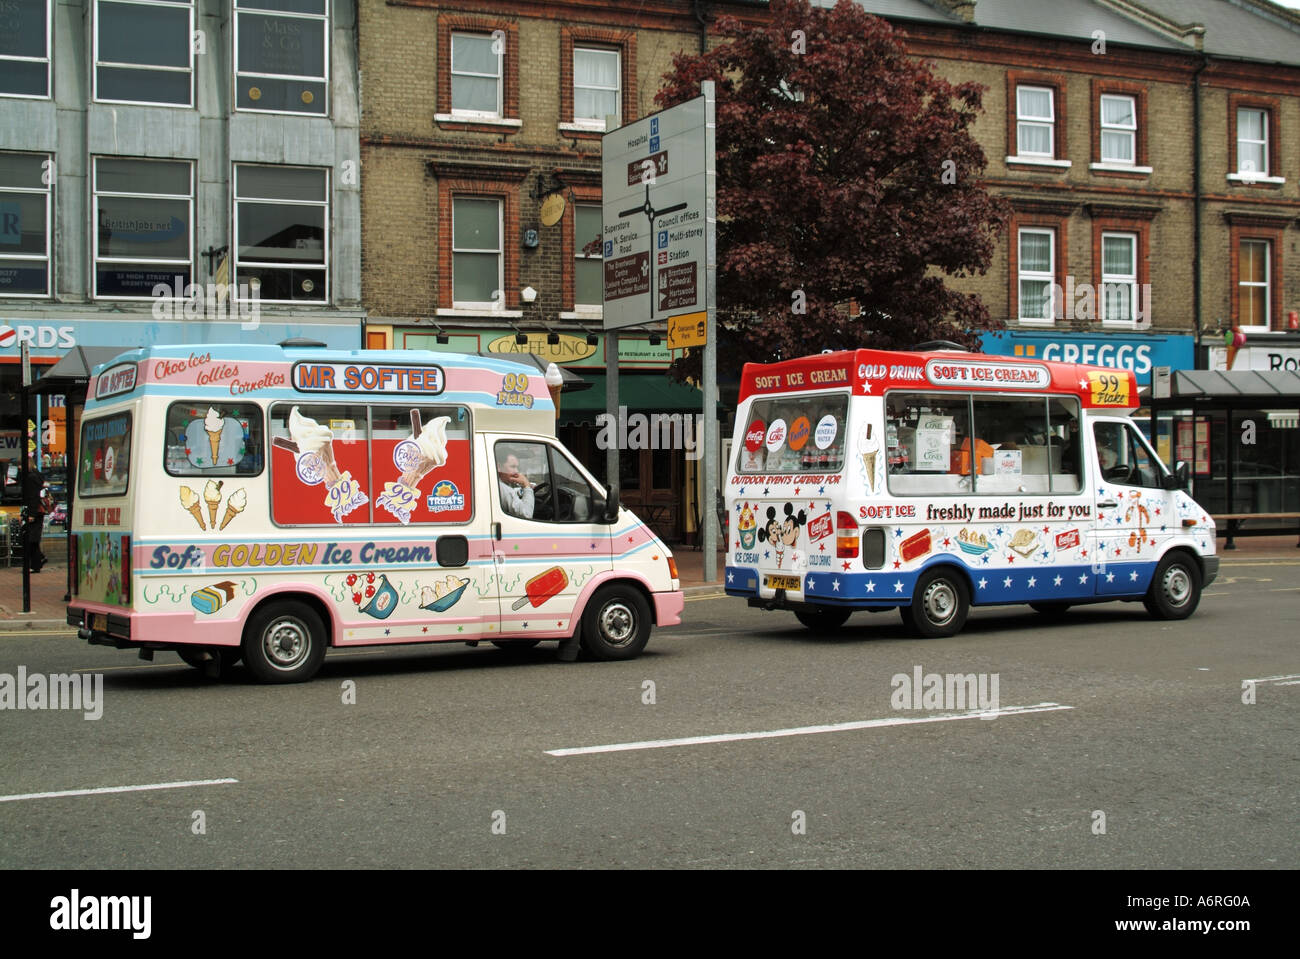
[
  {"xmin": 0, "ymin": 778, "xmax": 239, "ymax": 804},
  {"xmin": 546, "ymin": 703, "xmax": 1073, "ymax": 757},
  {"xmin": 1243, "ymin": 674, "xmax": 1300, "ymax": 684}
]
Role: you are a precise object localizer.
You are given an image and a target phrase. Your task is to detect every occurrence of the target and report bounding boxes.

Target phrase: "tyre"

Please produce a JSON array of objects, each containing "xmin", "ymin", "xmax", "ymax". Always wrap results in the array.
[
  {"xmin": 176, "ymin": 647, "xmax": 242, "ymax": 677},
  {"xmin": 904, "ymin": 568, "xmax": 970, "ymax": 638},
  {"xmin": 241, "ymin": 600, "xmax": 328, "ymax": 683},
  {"xmin": 1029, "ymin": 602, "xmax": 1071, "ymax": 619},
  {"xmin": 794, "ymin": 607, "xmax": 852, "ymax": 632},
  {"xmin": 580, "ymin": 585, "xmax": 651, "ymax": 661},
  {"xmin": 492, "ymin": 639, "xmax": 541, "ymax": 652},
  {"xmin": 1143, "ymin": 552, "xmax": 1202, "ymax": 620}
]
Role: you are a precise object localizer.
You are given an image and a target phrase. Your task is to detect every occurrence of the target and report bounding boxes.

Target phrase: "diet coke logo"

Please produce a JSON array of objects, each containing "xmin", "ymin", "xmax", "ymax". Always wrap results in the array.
[
  {"xmin": 766, "ymin": 419, "xmax": 787, "ymax": 453},
  {"xmin": 744, "ymin": 418, "xmax": 767, "ymax": 453}
]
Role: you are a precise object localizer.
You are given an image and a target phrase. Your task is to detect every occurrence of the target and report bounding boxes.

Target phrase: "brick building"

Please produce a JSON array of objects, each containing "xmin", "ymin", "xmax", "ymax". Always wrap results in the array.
[{"xmin": 356, "ymin": 0, "xmax": 1300, "ymax": 536}]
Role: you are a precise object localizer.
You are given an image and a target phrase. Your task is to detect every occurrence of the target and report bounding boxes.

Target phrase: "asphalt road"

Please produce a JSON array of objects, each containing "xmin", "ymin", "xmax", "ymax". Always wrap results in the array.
[{"xmin": 1, "ymin": 558, "xmax": 1297, "ymax": 869}]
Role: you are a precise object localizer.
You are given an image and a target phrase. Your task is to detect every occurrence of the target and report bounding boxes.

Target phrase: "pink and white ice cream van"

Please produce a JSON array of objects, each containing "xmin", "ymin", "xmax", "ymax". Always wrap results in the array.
[{"xmin": 68, "ymin": 344, "xmax": 682, "ymax": 683}]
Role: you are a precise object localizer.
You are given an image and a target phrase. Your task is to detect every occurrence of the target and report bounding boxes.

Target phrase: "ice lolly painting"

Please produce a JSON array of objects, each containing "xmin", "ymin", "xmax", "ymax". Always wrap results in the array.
[{"xmin": 511, "ymin": 566, "xmax": 570, "ymax": 610}]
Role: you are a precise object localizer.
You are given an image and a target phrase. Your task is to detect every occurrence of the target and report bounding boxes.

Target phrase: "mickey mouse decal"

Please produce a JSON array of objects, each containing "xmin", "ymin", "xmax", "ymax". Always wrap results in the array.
[{"xmin": 758, "ymin": 502, "xmax": 807, "ymax": 570}]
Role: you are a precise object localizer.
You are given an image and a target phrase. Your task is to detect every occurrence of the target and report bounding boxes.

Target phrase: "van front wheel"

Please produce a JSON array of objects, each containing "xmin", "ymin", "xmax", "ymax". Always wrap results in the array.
[
  {"xmin": 1143, "ymin": 553, "xmax": 1202, "ymax": 620},
  {"xmin": 794, "ymin": 608, "xmax": 851, "ymax": 632},
  {"xmin": 905, "ymin": 569, "xmax": 970, "ymax": 638},
  {"xmin": 243, "ymin": 601, "xmax": 328, "ymax": 684},
  {"xmin": 580, "ymin": 585, "xmax": 651, "ymax": 661}
]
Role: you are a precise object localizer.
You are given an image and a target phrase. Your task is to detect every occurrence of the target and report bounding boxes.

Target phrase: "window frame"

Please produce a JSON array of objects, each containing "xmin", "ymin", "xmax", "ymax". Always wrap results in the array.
[
  {"xmin": 163, "ymin": 400, "xmax": 265, "ymax": 478},
  {"xmin": 449, "ymin": 31, "xmax": 503, "ymax": 120},
  {"xmin": 1015, "ymin": 84, "xmax": 1056, "ymax": 159},
  {"xmin": 92, "ymin": 155, "xmax": 193, "ymax": 302},
  {"xmin": 435, "ymin": 17, "xmax": 519, "ymax": 131},
  {"xmin": 1237, "ymin": 238, "xmax": 1271, "ymax": 333},
  {"xmin": 1016, "ymin": 227, "xmax": 1056, "ymax": 325},
  {"xmin": 1098, "ymin": 94, "xmax": 1136, "ymax": 165},
  {"xmin": 572, "ymin": 202, "xmax": 604, "ymax": 311},
  {"xmin": 450, "ymin": 194, "xmax": 504, "ymax": 311},
  {"xmin": 0, "ymin": 0, "xmax": 52, "ymax": 100},
  {"xmin": 0, "ymin": 150, "xmax": 53, "ymax": 299},
  {"xmin": 93, "ymin": 0, "xmax": 195, "ymax": 108},
  {"xmin": 232, "ymin": 0, "xmax": 330, "ymax": 117},
  {"xmin": 232, "ymin": 162, "xmax": 330, "ymax": 305},
  {"xmin": 1227, "ymin": 94, "xmax": 1283, "ymax": 186},
  {"xmin": 1099, "ymin": 231, "xmax": 1138, "ymax": 328},
  {"xmin": 78, "ymin": 410, "xmax": 134, "ymax": 499},
  {"xmin": 571, "ymin": 45, "xmax": 621, "ymax": 130},
  {"xmin": 1235, "ymin": 106, "xmax": 1268, "ymax": 177},
  {"xmin": 558, "ymin": 26, "xmax": 635, "ymax": 139}
]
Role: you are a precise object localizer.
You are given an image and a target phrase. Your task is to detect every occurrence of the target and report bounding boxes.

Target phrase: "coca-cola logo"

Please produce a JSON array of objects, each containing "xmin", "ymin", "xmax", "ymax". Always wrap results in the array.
[{"xmin": 744, "ymin": 418, "xmax": 767, "ymax": 452}]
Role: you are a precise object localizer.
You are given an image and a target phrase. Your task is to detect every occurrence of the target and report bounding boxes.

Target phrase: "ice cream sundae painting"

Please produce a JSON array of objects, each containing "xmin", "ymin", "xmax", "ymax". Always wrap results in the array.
[
  {"xmin": 273, "ymin": 407, "xmax": 369, "ymax": 523},
  {"xmin": 376, "ymin": 410, "xmax": 451, "ymax": 524}
]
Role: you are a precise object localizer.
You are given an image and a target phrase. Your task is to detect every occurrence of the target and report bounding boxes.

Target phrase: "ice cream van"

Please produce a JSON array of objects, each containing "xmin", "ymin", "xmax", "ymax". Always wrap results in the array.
[
  {"xmin": 67, "ymin": 344, "xmax": 682, "ymax": 682},
  {"xmin": 725, "ymin": 348, "xmax": 1218, "ymax": 637}
]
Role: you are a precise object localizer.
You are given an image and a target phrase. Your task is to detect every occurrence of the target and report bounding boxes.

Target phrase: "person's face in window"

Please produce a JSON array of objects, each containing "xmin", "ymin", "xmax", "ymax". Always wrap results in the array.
[{"xmin": 503, "ymin": 454, "xmax": 520, "ymax": 474}]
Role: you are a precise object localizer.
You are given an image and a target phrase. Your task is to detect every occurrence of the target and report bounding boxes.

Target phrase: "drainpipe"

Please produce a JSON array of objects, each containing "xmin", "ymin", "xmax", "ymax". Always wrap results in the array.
[
  {"xmin": 1192, "ymin": 54, "xmax": 1209, "ymax": 369},
  {"xmin": 693, "ymin": 0, "xmax": 708, "ymax": 54}
]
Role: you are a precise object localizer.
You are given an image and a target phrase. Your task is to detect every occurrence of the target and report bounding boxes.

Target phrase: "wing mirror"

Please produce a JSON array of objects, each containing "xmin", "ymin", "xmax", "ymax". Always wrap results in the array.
[{"xmin": 1163, "ymin": 460, "xmax": 1190, "ymax": 490}]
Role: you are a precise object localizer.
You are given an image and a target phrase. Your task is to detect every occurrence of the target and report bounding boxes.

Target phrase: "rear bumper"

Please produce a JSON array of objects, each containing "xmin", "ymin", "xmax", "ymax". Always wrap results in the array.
[
  {"xmin": 68, "ymin": 603, "xmax": 239, "ymax": 649},
  {"xmin": 1202, "ymin": 555, "xmax": 1220, "ymax": 588},
  {"xmin": 653, "ymin": 590, "xmax": 684, "ymax": 627}
]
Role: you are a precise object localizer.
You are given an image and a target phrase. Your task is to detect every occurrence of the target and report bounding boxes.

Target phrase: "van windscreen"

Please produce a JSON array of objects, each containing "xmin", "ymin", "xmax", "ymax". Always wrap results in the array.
[{"xmin": 736, "ymin": 393, "xmax": 848, "ymax": 474}]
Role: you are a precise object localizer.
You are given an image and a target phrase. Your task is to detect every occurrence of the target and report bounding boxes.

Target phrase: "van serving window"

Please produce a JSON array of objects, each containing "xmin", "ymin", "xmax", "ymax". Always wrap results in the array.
[
  {"xmin": 885, "ymin": 392, "xmax": 1082, "ymax": 495},
  {"xmin": 736, "ymin": 392, "xmax": 848, "ymax": 475},
  {"xmin": 79, "ymin": 412, "xmax": 133, "ymax": 499}
]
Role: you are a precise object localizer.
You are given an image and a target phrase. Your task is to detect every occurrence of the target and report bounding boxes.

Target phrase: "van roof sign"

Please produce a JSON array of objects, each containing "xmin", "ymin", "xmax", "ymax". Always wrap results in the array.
[
  {"xmin": 292, "ymin": 362, "xmax": 445, "ymax": 395},
  {"xmin": 739, "ymin": 348, "xmax": 1138, "ymax": 410}
]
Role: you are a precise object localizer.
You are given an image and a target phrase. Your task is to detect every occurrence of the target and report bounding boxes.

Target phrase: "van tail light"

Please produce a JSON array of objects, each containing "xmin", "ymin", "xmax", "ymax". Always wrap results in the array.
[
  {"xmin": 836, "ymin": 511, "xmax": 859, "ymax": 559},
  {"xmin": 667, "ymin": 556, "xmax": 679, "ymax": 579}
]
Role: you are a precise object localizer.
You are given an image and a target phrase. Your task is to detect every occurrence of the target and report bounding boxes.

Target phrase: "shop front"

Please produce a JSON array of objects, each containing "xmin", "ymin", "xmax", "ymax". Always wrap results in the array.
[{"xmin": 382, "ymin": 325, "xmax": 712, "ymax": 543}]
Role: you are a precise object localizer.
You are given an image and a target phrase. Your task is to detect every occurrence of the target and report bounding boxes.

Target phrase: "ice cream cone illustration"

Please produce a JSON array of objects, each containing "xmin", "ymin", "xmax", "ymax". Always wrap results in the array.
[
  {"xmin": 220, "ymin": 487, "xmax": 247, "ymax": 530},
  {"xmin": 179, "ymin": 485, "xmax": 205, "ymax": 530},
  {"xmin": 204, "ymin": 479, "xmax": 223, "ymax": 528},
  {"xmin": 545, "ymin": 362, "xmax": 563, "ymax": 420},
  {"xmin": 289, "ymin": 407, "xmax": 341, "ymax": 485},
  {"xmin": 204, "ymin": 407, "xmax": 224, "ymax": 466},
  {"xmin": 400, "ymin": 414, "xmax": 449, "ymax": 487},
  {"xmin": 859, "ymin": 424, "xmax": 878, "ymax": 493}
]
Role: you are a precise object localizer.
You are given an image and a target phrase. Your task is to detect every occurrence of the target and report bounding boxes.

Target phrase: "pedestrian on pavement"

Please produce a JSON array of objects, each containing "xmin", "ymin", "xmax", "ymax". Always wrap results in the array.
[{"xmin": 23, "ymin": 456, "xmax": 48, "ymax": 573}]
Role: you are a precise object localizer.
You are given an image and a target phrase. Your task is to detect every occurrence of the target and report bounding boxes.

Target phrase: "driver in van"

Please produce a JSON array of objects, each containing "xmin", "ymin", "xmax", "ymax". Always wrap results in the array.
[{"xmin": 497, "ymin": 452, "xmax": 536, "ymax": 519}]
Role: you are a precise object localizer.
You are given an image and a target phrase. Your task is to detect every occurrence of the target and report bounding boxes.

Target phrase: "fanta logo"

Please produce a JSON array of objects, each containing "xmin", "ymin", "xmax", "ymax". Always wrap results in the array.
[{"xmin": 788, "ymin": 416, "xmax": 811, "ymax": 451}]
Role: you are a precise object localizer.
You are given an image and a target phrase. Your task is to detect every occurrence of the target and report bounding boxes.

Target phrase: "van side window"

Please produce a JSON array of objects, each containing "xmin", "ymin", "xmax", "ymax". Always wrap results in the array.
[
  {"xmin": 269, "ymin": 404, "xmax": 371, "ymax": 525},
  {"xmin": 736, "ymin": 393, "xmax": 848, "ymax": 474},
  {"xmin": 164, "ymin": 402, "xmax": 264, "ymax": 477},
  {"xmin": 370, "ymin": 405, "xmax": 473, "ymax": 525},
  {"xmin": 1095, "ymin": 421, "xmax": 1160, "ymax": 489},
  {"xmin": 495, "ymin": 441, "xmax": 602, "ymax": 524}
]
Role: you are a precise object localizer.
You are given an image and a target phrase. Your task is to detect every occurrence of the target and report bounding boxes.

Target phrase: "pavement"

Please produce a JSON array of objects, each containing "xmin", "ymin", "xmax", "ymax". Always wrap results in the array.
[{"xmin": 2, "ymin": 535, "xmax": 1296, "ymax": 625}]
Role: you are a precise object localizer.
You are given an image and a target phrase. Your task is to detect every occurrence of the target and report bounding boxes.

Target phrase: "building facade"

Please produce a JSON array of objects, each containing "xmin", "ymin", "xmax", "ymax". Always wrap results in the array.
[{"xmin": 0, "ymin": 0, "xmax": 364, "ymax": 504}]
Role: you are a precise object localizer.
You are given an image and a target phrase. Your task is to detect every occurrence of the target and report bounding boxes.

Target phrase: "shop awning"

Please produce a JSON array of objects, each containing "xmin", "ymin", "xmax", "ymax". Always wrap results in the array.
[
  {"xmin": 30, "ymin": 346, "xmax": 131, "ymax": 396},
  {"xmin": 477, "ymin": 352, "xmax": 590, "ymax": 391},
  {"xmin": 1169, "ymin": 369, "xmax": 1300, "ymax": 400},
  {"xmin": 558, "ymin": 373, "xmax": 716, "ymax": 425}
]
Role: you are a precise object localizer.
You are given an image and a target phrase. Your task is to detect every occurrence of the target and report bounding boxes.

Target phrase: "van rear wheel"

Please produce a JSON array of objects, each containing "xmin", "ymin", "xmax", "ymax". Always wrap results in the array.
[
  {"xmin": 242, "ymin": 601, "xmax": 328, "ymax": 684},
  {"xmin": 794, "ymin": 608, "xmax": 851, "ymax": 632},
  {"xmin": 1143, "ymin": 552, "xmax": 1202, "ymax": 620},
  {"xmin": 904, "ymin": 568, "xmax": 970, "ymax": 638}
]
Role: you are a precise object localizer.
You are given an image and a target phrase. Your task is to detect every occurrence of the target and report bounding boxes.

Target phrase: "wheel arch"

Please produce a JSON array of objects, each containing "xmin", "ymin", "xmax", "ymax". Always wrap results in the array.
[
  {"xmin": 571, "ymin": 571, "xmax": 659, "ymax": 630},
  {"xmin": 237, "ymin": 584, "xmax": 338, "ymax": 648}
]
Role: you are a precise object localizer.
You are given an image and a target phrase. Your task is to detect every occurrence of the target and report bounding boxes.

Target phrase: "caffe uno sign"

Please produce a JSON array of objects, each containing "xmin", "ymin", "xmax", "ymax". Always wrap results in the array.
[{"xmin": 486, "ymin": 333, "xmax": 598, "ymax": 364}]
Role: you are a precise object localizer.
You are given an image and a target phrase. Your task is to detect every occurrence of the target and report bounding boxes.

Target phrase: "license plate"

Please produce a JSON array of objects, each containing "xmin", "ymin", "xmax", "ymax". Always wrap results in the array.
[
  {"xmin": 765, "ymin": 575, "xmax": 802, "ymax": 591},
  {"xmin": 90, "ymin": 613, "xmax": 106, "ymax": 632}
]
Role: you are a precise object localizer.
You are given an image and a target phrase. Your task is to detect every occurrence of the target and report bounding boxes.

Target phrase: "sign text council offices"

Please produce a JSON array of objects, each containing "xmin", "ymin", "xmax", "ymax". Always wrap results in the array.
[{"xmin": 601, "ymin": 95, "xmax": 709, "ymax": 341}]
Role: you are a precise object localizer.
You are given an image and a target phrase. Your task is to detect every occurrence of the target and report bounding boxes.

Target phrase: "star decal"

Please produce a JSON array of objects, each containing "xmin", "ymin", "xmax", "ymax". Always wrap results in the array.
[
  {"xmin": 978, "ymin": 578, "xmax": 988, "ymax": 589},
  {"xmin": 1115, "ymin": 548, "xmax": 1121, "ymax": 556},
  {"xmin": 726, "ymin": 570, "xmax": 734, "ymax": 583},
  {"xmin": 1081, "ymin": 549, "xmax": 1088, "ymax": 558},
  {"xmin": 1003, "ymin": 576, "xmax": 1012, "ymax": 588},
  {"xmin": 1042, "ymin": 526, "xmax": 1050, "ymax": 535},
  {"xmin": 1154, "ymin": 508, "xmax": 1161, "ymax": 516},
  {"xmin": 894, "ymin": 528, "xmax": 903, "ymax": 538},
  {"xmin": 763, "ymin": 488, "xmax": 771, "ymax": 496},
  {"xmin": 1006, "ymin": 555, "xmax": 1015, "ymax": 564},
  {"xmin": 738, "ymin": 487, "xmax": 746, "ymax": 495},
  {"xmin": 764, "ymin": 550, "xmax": 770, "ymax": 560},
  {"xmin": 807, "ymin": 577, "xmax": 816, "ymax": 590},
  {"xmin": 627, "ymin": 535, "xmax": 634, "ymax": 543},
  {"xmin": 893, "ymin": 560, "xmax": 901, "ymax": 569},
  {"xmin": 832, "ymin": 579, "xmax": 841, "ymax": 592},
  {"xmin": 1129, "ymin": 570, "xmax": 1139, "ymax": 581},
  {"xmin": 943, "ymin": 538, "xmax": 951, "ymax": 547},
  {"xmin": 893, "ymin": 580, "xmax": 905, "ymax": 593},
  {"xmin": 841, "ymin": 561, "xmax": 851, "ymax": 571},
  {"xmin": 1053, "ymin": 575, "xmax": 1062, "ymax": 586},
  {"xmin": 1041, "ymin": 550, "xmax": 1050, "ymax": 560},
  {"xmin": 861, "ymin": 380, "xmax": 873, "ymax": 394},
  {"xmin": 1027, "ymin": 576, "xmax": 1036, "ymax": 587},
  {"xmin": 818, "ymin": 486, "xmax": 826, "ymax": 495},
  {"xmin": 1079, "ymin": 378, "xmax": 1089, "ymax": 389},
  {"xmin": 1105, "ymin": 572, "xmax": 1114, "ymax": 583},
  {"xmin": 556, "ymin": 621, "xmax": 562, "ymax": 627},
  {"xmin": 457, "ymin": 625, "xmax": 464, "ymax": 632},
  {"xmin": 982, "ymin": 554, "xmax": 991, "ymax": 564},
  {"xmin": 865, "ymin": 580, "xmax": 876, "ymax": 593},
  {"xmin": 522, "ymin": 622, "xmax": 528, "ymax": 629},
  {"xmin": 1078, "ymin": 573, "xmax": 1088, "ymax": 584},
  {"xmin": 591, "ymin": 542, "xmax": 598, "ymax": 550},
  {"xmin": 421, "ymin": 626, "xmax": 428, "ymax": 633},
  {"xmin": 818, "ymin": 543, "xmax": 826, "ymax": 552},
  {"xmin": 794, "ymin": 487, "xmax": 801, "ymax": 496},
  {"xmin": 995, "ymin": 527, "xmax": 1004, "ymax": 537},
  {"xmin": 384, "ymin": 628, "xmax": 391, "ymax": 636},
  {"xmin": 735, "ymin": 540, "xmax": 742, "ymax": 549}
]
